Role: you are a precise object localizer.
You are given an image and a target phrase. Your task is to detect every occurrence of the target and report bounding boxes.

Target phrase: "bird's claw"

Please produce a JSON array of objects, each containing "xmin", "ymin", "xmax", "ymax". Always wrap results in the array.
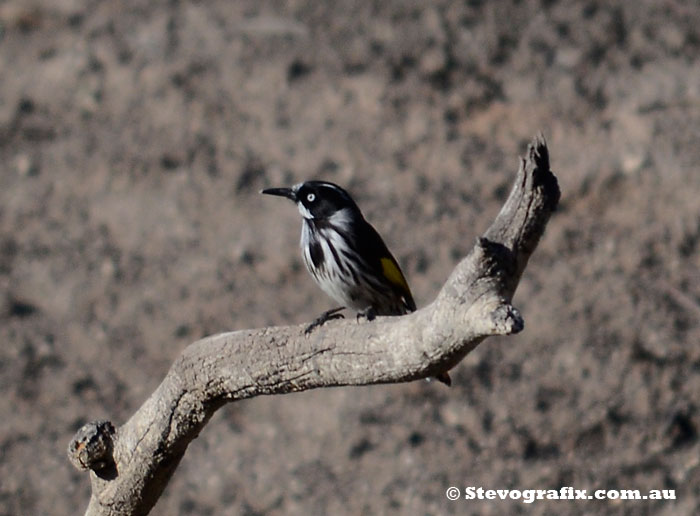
[{"xmin": 304, "ymin": 307, "xmax": 345, "ymax": 334}]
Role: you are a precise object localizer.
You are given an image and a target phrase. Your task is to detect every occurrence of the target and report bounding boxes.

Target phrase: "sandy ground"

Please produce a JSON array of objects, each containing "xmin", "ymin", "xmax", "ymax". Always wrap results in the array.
[{"xmin": 1, "ymin": 0, "xmax": 699, "ymax": 514}]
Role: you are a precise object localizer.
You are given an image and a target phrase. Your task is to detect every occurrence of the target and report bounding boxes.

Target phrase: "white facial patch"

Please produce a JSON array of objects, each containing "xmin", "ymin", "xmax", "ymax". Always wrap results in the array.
[
  {"xmin": 297, "ymin": 202, "xmax": 314, "ymax": 219},
  {"xmin": 291, "ymin": 183, "xmax": 314, "ymax": 219},
  {"xmin": 328, "ymin": 207, "xmax": 352, "ymax": 226}
]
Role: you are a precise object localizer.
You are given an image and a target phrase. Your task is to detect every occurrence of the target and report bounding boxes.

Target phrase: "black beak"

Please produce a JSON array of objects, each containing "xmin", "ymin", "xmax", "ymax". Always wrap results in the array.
[{"xmin": 261, "ymin": 187, "xmax": 296, "ymax": 201}]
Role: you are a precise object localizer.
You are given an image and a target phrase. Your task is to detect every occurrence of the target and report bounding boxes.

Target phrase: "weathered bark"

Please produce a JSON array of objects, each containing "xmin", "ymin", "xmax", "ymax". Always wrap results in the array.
[{"xmin": 68, "ymin": 135, "xmax": 559, "ymax": 516}]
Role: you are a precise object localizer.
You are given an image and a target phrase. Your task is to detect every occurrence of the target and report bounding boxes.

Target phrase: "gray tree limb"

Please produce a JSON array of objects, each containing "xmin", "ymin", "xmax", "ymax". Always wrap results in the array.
[{"xmin": 68, "ymin": 135, "xmax": 559, "ymax": 516}]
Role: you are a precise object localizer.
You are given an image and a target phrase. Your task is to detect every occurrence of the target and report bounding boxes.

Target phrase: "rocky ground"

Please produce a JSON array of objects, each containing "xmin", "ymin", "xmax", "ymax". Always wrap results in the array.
[{"xmin": 1, "ymin": 0, "xmax": 699, "ymax": 514}]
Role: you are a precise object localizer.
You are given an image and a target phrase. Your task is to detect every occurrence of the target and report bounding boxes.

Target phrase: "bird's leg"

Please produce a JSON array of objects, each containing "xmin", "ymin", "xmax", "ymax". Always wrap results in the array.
[
  {"xmin": 304, "ymin": 306, "xmax": 345, "ymax": 335},
  {"xmin": 356, "ymin": 306, "xmax": 377, "ymax": 322}
]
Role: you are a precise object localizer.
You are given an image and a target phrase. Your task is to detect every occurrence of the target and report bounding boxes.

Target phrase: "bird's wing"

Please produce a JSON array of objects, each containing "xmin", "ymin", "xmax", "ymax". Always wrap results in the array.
[
  {"xmin": 355, "ymin": 219, "xmax": 417, "ymax": 312},
  {"xmin": 380, "ymin": 255, "xmax": 417, "ymax": 312}
]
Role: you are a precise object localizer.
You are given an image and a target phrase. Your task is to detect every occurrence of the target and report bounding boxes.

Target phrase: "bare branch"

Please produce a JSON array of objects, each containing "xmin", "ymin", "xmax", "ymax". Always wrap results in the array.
[{"xmin": 68, "ymin": 135, "xmax": 559, "ymax": 516}]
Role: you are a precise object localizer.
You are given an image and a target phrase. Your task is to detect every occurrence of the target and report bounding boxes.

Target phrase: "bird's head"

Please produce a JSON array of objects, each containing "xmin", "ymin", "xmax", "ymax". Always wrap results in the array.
[{"xmin": 262, "ymin": 181, "xmax": 360, "ymax": 221}]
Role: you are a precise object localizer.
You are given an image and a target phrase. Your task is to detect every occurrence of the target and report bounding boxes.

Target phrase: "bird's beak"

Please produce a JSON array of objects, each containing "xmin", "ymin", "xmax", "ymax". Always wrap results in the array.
[{"xmin": 261, "ymin": 187, "xmax": 296, "ymax": 201}]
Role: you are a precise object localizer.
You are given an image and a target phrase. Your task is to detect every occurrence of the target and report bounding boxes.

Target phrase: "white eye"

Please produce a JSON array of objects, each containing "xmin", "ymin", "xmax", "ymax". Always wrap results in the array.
[{"xmin": 307, "ymin": 193, "xmax": 315, "ymax": 202}]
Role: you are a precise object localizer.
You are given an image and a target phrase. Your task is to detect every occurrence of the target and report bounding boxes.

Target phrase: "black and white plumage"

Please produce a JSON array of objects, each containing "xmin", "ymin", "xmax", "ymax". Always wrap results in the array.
[
  {"xmin": 262, "ymin": 180, "xmax": 451, "ymax": 386},
  {"xmin": 263, "ymin": 181, "xmax": 415, "ymax": 316}
]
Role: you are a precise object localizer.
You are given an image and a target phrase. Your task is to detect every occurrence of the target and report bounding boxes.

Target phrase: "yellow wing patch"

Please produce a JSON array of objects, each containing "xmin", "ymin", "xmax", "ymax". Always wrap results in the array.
[{"xmin": 380, "ymin": 257, "xmax": 410, "ymax": 293}]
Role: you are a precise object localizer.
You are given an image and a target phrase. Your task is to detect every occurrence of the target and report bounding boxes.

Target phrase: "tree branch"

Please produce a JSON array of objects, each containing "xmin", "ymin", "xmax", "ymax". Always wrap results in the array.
[{"xmin": 68, "ymin": 134, "xmax": 559, "ymax": 516}]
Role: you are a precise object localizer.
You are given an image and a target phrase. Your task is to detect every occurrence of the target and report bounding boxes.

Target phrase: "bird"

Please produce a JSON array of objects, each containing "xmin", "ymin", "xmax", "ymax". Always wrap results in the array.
[{"xmin": 261, "ymin": 180, "xmax": 451, "ymax": 386}]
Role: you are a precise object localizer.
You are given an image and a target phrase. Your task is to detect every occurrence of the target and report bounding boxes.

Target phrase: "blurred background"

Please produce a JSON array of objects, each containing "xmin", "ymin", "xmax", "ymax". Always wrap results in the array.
[{"xmin": 1, "ymin": 0, "xmax": 698, "ymax": 514}]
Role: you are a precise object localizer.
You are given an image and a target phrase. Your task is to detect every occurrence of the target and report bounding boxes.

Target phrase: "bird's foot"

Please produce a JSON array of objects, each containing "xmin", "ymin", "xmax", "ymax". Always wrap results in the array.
[
  {"xmin": 305, "ymin": 307, "xmax": 345, "ymax": 335},
  {"xmin": 356, "ymin": 306, "xmax": 377, "ymax": 322}
]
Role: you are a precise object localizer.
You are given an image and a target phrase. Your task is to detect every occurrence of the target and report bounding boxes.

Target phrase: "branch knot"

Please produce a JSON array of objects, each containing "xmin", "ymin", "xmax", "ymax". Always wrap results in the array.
[{"xmin": 67, "ymin": 420, "xmax": 116, "ymax": 479}]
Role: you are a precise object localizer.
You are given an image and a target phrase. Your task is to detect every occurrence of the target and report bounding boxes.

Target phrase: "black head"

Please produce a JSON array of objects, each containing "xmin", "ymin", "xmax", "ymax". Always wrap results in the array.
[{"xmin": 262, "ymin": 181, "xmax": 361, "ymax": 220}]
